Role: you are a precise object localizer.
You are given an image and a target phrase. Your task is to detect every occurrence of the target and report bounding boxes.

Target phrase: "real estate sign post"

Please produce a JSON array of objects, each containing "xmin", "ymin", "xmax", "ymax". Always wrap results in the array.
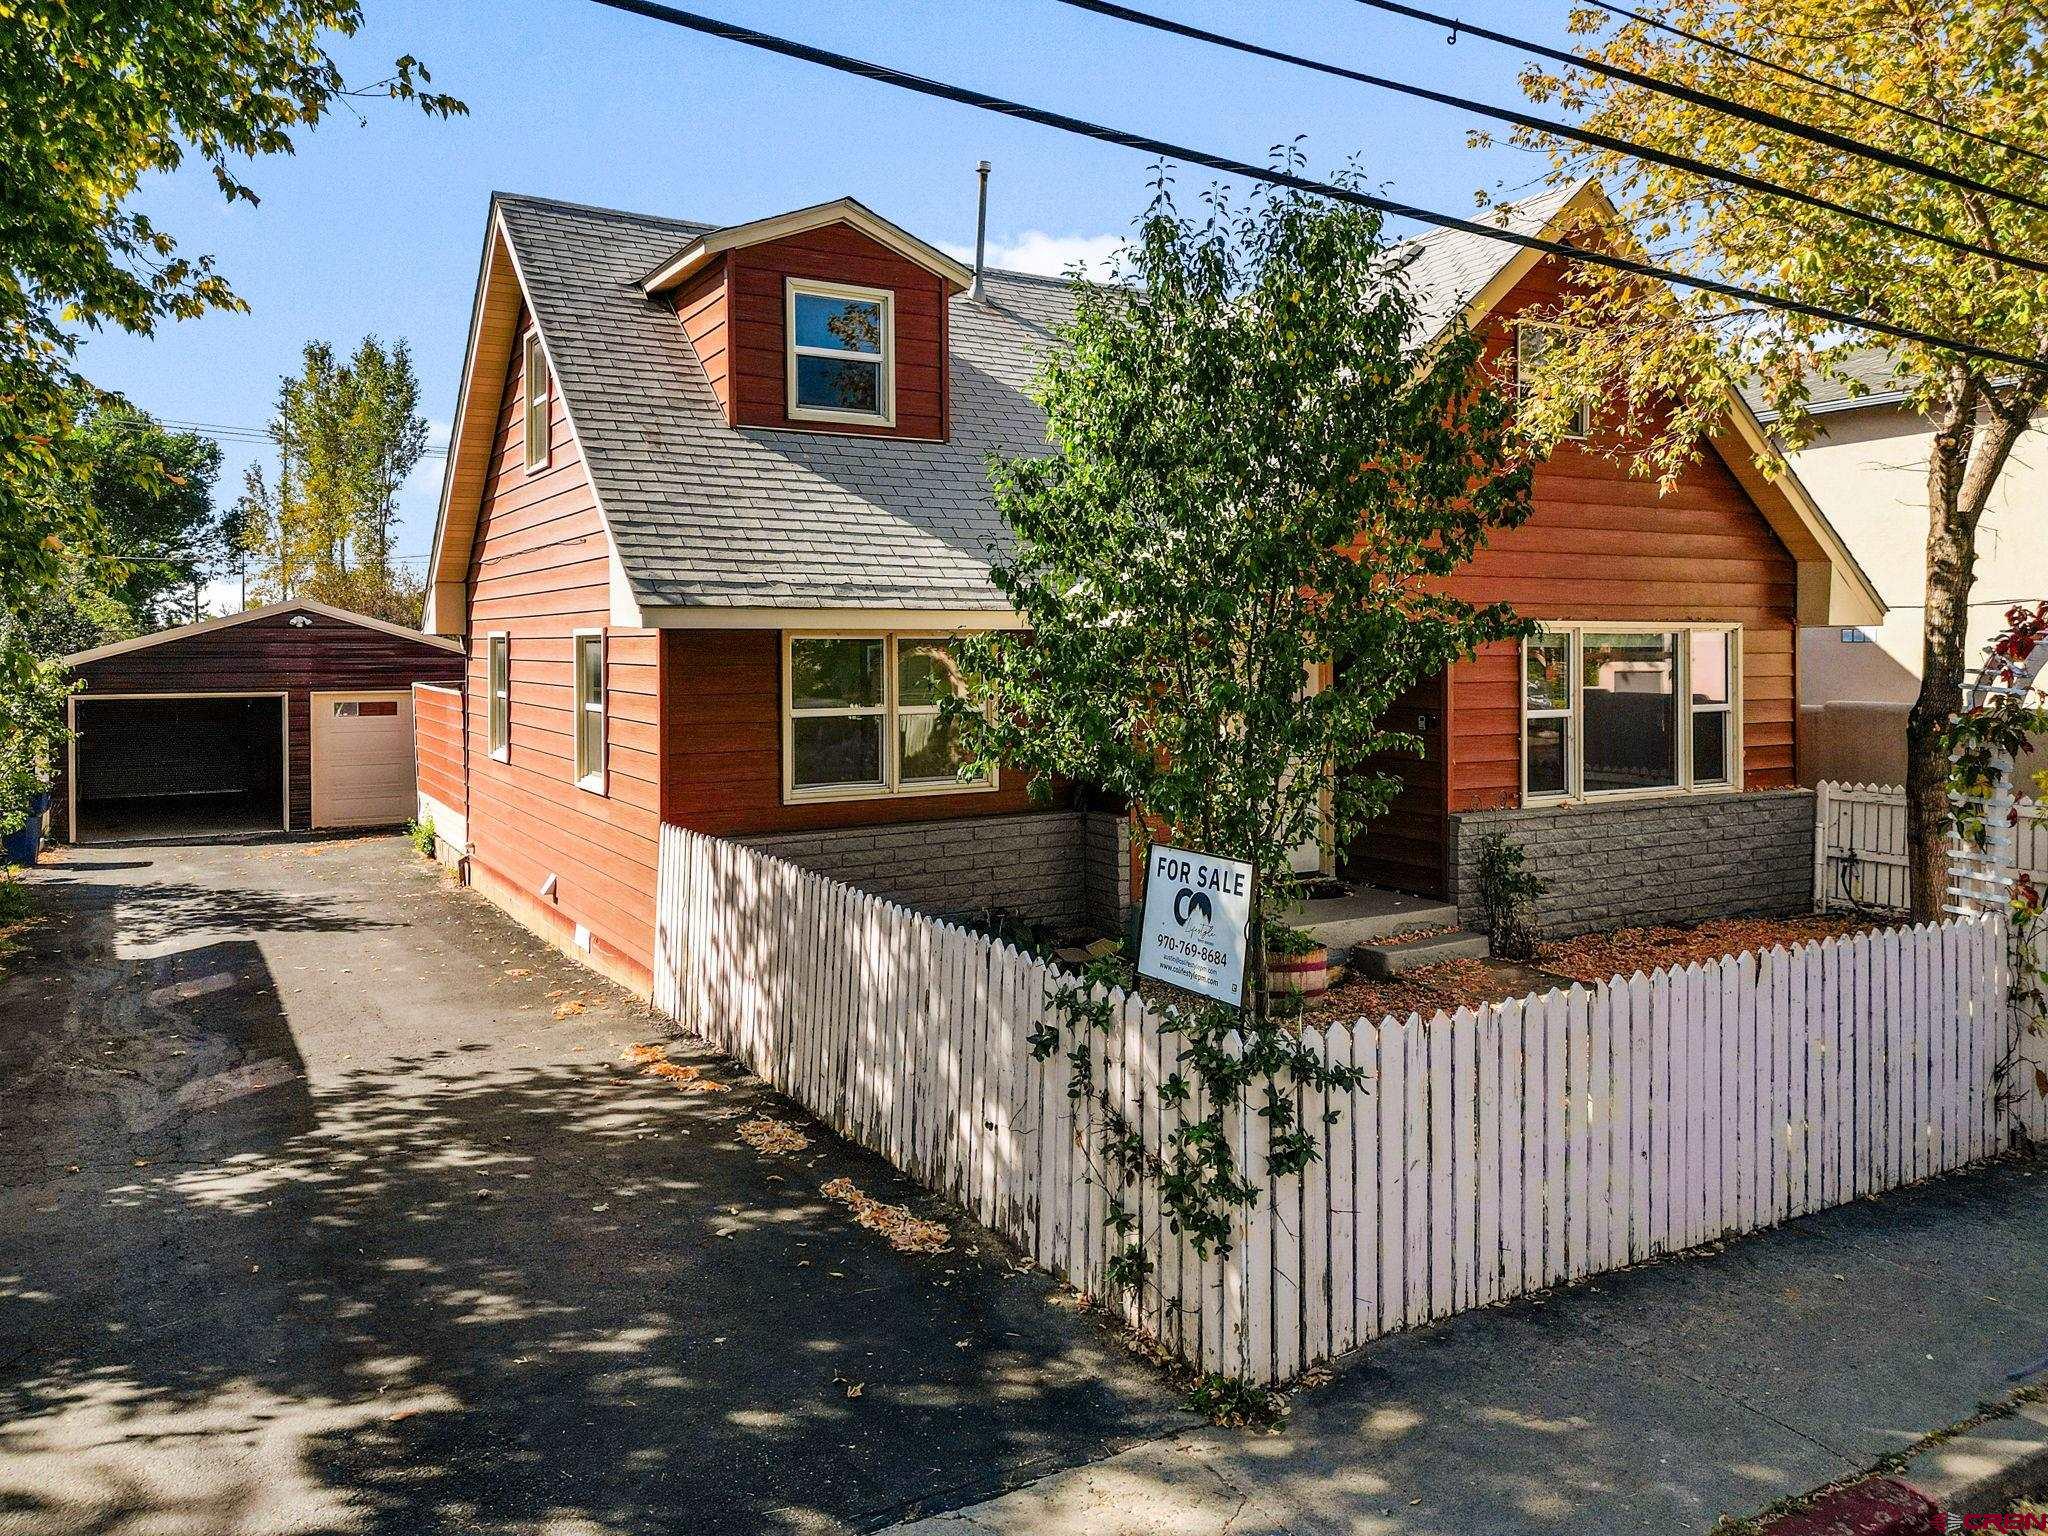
[{"xmin": 1136, "ymin": 844, "xmax": 1254, "ymax": 1007}]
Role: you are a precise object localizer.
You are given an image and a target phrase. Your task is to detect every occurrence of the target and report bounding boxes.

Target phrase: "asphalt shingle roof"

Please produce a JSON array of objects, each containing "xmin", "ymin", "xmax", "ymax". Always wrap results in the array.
[
  {"xmin": 498, "ymin": 193, "xmax": 1074, "ymax": 613},
  {"xmin": 1390, "ymin": 183, "xmax": 1582, "ymax": 345},
  {"xmin": 496, "ymin": 184, "xmax": 1574, "ymax": 613},
  {"xmin": 1738, "ymin": 344, "xmax": 1917, "ymax": 419}
]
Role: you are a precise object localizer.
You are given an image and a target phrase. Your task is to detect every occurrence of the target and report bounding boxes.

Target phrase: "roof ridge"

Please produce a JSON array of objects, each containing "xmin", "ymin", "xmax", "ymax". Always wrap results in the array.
[
  {"xmin": 499, "ymin": 189, "xmax": 1106, "ymax": 293},
  {"xmin": 493, "ymin": 190, "xmax": 714, "ymax": 235}
]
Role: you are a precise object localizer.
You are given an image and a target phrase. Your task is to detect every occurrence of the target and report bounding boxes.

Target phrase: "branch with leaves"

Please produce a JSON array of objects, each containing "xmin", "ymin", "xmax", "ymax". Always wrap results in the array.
[{"xmin": 0, "ymin": 1, "xmax": 462, "ymax": 692}]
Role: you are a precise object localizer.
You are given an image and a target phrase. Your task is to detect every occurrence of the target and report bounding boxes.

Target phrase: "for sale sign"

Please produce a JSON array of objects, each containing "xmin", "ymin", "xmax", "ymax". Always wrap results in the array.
[{"xmin": 1136, "ymin": 844, "xmax": 1254, "ymax": 1007}]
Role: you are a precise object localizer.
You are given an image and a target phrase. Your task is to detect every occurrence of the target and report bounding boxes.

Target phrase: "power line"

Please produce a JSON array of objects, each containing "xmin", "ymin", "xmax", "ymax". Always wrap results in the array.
[
  {"xmin": 588, "ymin": 0, "xmax": 2048, "ymax": 376},
  {"xmin": 1578, "ymin": 0, "xmax": 2048, "ymax": 176},
  {"xmin": 1052, "ymin": 0, "xmax": 2048, "ymax": 278},
  {"xmin": 96, "ymin": 413, "xmax": 447, "ymax": 457},
  {"xmin": 1346, "ymin": 0, "xmax": 2048, "ymax": 221}
]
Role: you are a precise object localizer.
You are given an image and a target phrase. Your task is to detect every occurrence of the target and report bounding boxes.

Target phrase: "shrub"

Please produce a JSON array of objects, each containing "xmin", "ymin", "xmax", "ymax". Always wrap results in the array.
[
  {"xmin": 1475, "ymin": 830, "xmax": 1546, "ymax": 961},
  {"xmin": 1264, "ymin": 922, "xmax": 1321, "ymax": 958},
  {"xmin": 407, "ymin": 817, "xmax": 436, "ymax": 858}
]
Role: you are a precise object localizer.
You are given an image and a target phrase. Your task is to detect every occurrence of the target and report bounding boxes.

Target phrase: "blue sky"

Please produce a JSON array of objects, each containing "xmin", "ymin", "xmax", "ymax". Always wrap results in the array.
[{"xmin": 77, "ymin": 0, "xmax": 1575, "ymax": 601}]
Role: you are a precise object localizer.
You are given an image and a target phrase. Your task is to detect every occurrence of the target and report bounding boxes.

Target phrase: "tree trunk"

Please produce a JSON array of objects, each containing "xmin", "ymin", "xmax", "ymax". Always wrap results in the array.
[{"xmin": 1904, "ymin": 371, "xmax": 2042, "ymax": 919}]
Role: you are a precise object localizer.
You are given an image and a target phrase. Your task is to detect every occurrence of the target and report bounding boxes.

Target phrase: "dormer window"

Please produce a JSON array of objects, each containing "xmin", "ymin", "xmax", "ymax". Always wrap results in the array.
[{"xmin": 786, "ymin": 278, "xmax": 894, "ymax": 427}]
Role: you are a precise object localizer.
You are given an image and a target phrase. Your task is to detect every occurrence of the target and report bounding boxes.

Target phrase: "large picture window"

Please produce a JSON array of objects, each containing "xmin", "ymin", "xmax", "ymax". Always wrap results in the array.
[
  {"xmin": 786, "ymin": 279, "xmax": 894, "ymax": 426},
  {"xmin": 1522, "ymin": 624, "xmax": 1739, "ymax": 803},
  {"xmin": 784, "ymin": 633, "xmax": 991, "ymax": 801}
]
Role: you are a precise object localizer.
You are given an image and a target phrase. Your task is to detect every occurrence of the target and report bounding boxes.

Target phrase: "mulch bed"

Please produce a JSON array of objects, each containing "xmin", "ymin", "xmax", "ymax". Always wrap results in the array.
[{"xmin": 1293, "ymin": 911, "xmax": 1902, "ymax": 1027}]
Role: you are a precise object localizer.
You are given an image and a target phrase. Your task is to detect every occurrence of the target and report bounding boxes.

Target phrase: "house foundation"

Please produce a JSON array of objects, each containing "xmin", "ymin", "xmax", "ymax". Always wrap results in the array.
[{"xmin": 1447, "ymin": 788, "xmax": 1815, "ymax": 938}]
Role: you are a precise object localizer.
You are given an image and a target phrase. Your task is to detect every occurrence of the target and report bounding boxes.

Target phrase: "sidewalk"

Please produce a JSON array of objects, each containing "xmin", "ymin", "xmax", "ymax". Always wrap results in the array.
[{"xmin": 890, "ymin": 1149, "xmax": 2048, "ymax": 1535}]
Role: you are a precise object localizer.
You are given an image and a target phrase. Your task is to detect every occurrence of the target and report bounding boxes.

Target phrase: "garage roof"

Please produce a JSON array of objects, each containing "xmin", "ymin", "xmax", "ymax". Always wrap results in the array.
[{"xmin": 62, "ymin": 599, "xmax": 461, "ymax": 668}]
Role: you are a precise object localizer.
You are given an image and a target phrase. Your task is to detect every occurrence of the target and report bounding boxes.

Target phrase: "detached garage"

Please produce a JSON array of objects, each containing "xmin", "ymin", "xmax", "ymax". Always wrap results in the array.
[{"xmin": 55, "ymin": 600, "xmax": 464, "ymax": 844}]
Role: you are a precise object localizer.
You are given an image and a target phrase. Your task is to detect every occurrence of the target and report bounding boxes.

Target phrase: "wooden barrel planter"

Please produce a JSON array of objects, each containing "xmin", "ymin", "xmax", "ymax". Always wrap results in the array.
[{"xmin": 1266, "ymin": 943, "xmax": 1333, "ymax": 997}]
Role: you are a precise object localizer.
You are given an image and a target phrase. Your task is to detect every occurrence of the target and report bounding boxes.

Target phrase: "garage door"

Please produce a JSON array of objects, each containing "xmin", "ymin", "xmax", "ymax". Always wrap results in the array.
[
  {"xmin": 71, "ymin": 694, "xmax": 287, "ymax": 842},
  {"xmin": 311, "ymin": 691, "xmax": 417, "ymax": 829}
]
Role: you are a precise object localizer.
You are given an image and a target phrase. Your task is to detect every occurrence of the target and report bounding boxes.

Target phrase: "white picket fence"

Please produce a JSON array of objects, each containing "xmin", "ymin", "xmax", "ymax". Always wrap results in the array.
[
  {"xmin": 655, "ymin": 823, "xmax": 2044, "ymax": 1386},
  {"xmin": 1816, "ymin": 780, "xmax": 2048, "ymax": 913}
]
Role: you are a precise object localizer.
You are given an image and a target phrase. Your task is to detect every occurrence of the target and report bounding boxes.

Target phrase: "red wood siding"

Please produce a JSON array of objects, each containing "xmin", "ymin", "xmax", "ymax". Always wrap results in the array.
[
  {"xmin": 463, "ymin": 310, "xmax": 662, "ymax": 994},
  {"xmin": 724, "ymin": 224, "xmax": 950, "ymax": 439},
  {"xmin": 660, "ymin": 629, "xmax": 1057, "ymax": 836},
  {"xmin": 1439, "ymin": 256, "xmax": 1801, "ymax": 814},
  {"xmin": 412, "ymin": 682, "xmax": 466, "ymax": 818},
  {"xmin": 54, "ymin": 608, "xmax": 461, "ymax": 839},
  {"xmin": 675, "ymin": 258, "xmax": 732, "ymax": 423}
]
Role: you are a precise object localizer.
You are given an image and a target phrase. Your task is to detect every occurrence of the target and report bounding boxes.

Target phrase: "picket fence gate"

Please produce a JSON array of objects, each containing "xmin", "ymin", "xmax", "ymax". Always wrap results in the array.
[
  {"xmin": 1817, "ymin": 780, "xmax": 2048, "ymax": 914},
  {"xmin": 655, "ymin": 823, "xmax": 2044, "ymax": 1386}
]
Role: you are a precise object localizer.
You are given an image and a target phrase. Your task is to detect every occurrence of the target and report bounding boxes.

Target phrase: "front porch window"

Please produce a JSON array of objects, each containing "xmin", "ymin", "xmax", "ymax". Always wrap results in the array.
[
  {"xmin": 783, "ymin": 633, "xmax": 993, "ymax": 802},
  {"xmin": 1522, "ymin": 623, "xmax": 1740, "ymax": 804}
]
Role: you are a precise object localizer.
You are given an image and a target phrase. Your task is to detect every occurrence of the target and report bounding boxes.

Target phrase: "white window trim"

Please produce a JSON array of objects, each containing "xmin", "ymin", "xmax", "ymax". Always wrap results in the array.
[
  {"xmin": 781, "ymin": 630, "xmax": 997, "ymax": 805},
  {"xmin": 523, "ymin": 330, "xmax": 551, "ymax": 473},
  {"xmin": 1515, "ymin": 321, "xmax": 1591, "ymax": 441},
  {"xmin": 784, "ymin": 277, "xmax": 896, "ymax": 429},
  {"xmin": 573, "ymin": 628, "xmax": 607, "ymax": 794},
  {"xmin": 1520, "ymin": 621, "xmax": 1743, "ymax": 808},
  {"xmin": 487, "ymin": 632, "xmax": 510, "ymax": 763}
]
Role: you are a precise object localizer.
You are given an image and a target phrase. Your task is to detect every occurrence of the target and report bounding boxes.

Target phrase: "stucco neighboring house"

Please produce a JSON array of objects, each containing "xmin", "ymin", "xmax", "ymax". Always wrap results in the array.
[{"xmin": 1745, "ymin": 348, "xmax": 2048, "ymax": 786}]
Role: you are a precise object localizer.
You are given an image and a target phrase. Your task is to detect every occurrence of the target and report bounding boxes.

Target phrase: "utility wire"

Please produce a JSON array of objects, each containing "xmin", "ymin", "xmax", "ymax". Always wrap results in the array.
[
  {"xmin": 588, "ymin": 0, "xmax": 2048, "ymax": 376},
  {"xmin": 1346, "ymin": 0, "xmax": 2048, "ymax": 220},
  {"xmin": 1577, "ymin": 0, "xmax": 2048, "ymax": 175},
  {"xmin": 96, "ymin": 414, "xmax": 448, "ymax": 457},
  {"xmin": 1053, "ymin": 0, "xmax": 2048, "ymax": 277}
]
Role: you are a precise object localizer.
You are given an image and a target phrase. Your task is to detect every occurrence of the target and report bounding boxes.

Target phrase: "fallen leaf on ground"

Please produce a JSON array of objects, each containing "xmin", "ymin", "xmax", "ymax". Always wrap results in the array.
[
  {"xmin": 821, "ymin": 1176, "xmax": 949, "ymax": 1254},
  {"xmin": 504, "ymin": 967, "xmax": 532, "ymax": 979},
  {"xmin": 624, "ymin": 1043, "xmax": 668, "ymax": 1066},
  {"xmin": 644, "ymin": 1059, "xmax": 727, "ymax": 1093},
  {"xmin": 738, "ymin": 1119, "xmax": 810, "ymax": 1155},
  {"xmin": 552, "ymin": 999, "xmax": 587, "ymax": 1018}
]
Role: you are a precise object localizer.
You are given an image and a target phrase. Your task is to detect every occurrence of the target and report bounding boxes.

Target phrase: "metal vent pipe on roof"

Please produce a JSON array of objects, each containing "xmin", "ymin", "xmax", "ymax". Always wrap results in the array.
[{"xmin": 970, "ymin": 160, "xmax": 991, "ymax": 302}]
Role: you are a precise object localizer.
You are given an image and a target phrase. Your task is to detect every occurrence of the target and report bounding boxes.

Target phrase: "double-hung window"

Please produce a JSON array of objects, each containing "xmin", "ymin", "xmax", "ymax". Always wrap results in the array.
[
  {"xmin": 786, "ymin": 279, "xmax": 893, "ymax": 426},
  {"xmin": 784, "ymin": 633, "xmax": 990, "ymax": 801},
  {"xmin": 1522, "ymin": 623, "xmax": 1739, "ymax": 803},
  {"xmin": 523, "ymin": 331, "xmax": 551, "ymax": 472},
  {"xmin": 573, "ymin": 630, "xmax": 606, "ymax": 792},
  {"xmin": 487, "ymin": 634, "xmax": 510, "ymax": 761},
  {"xmin": 1515, "ymin": 322, "xmax": 1591, "ymax": 440}
]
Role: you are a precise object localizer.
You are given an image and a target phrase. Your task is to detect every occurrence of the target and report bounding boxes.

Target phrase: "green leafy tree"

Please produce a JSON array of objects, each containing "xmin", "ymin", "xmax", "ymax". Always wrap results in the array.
[
  {"xmin": 0, "ymin": 0, "xmax": 463, "ymax": 823},
  {"xmin": 953, "ymin": 163, "xmax": 1532, "ymax": 1288},
  {"xmin": 1498, "ymin": 0, "xmax": 2048, "ymax": 919},
  {"xmin": 962, "ymin": 165, "xmax": 1533, "ymax": 1004},
  {"xmin": 243, "ymin": 336, "xmax": 430, "ymax": 624},
  {"xmin": 67, "ymin": 398, "xmax": 224, "ymax": 626}
]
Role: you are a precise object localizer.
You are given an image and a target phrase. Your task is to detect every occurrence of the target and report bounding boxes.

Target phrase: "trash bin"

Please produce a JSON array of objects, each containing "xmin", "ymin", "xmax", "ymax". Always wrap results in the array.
[{"xmin": 1, "ymin": 793, "xmax": 50, "ymax": 867}]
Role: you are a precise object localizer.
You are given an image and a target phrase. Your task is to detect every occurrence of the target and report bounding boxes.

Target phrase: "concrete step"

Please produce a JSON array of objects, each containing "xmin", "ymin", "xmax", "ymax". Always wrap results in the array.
[
  {"xmin": 1288, "ymin": 888, "xmax": 1461, "ymax": 953},
  {"xmin": 1348, "ymin": 928, "xmax": 1492, "ymax": 979}
]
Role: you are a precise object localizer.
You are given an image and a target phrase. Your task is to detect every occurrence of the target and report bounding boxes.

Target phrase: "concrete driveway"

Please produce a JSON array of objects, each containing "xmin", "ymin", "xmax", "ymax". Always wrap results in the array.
[{"xmin": 0, "ymin": 837, "xmax": 1184, "ymax": 1536}]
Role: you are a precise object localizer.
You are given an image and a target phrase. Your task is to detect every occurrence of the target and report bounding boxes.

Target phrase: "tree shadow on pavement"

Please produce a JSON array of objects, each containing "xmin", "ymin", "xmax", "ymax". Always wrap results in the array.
[{"xmin": 0, "ymin": 1032, "xmax": 1184, "ymax": 1536}]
